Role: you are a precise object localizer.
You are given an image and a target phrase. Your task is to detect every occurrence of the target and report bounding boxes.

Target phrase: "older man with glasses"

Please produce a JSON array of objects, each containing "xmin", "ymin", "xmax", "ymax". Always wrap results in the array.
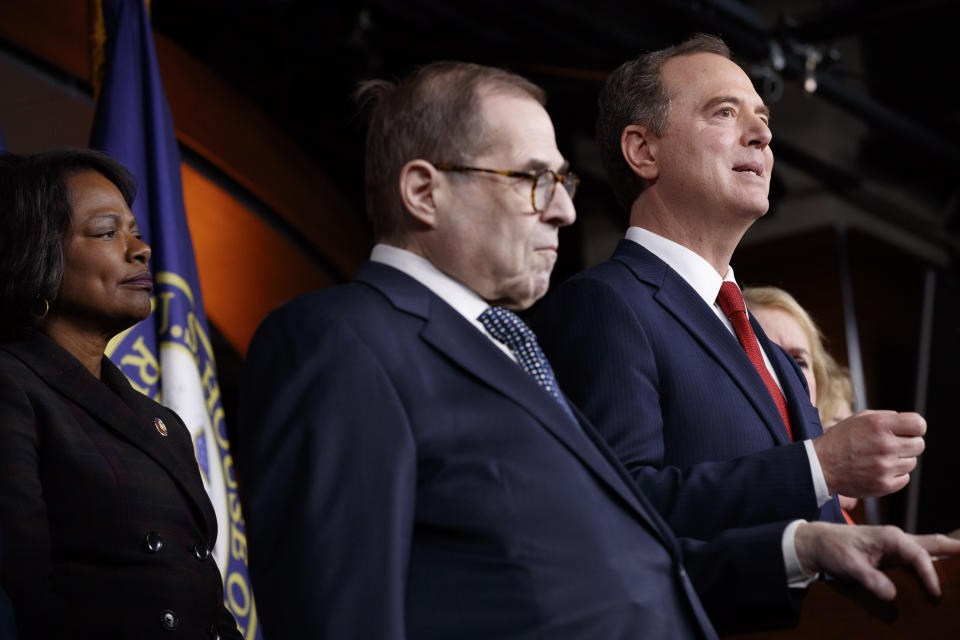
[{"xmin": 235, "ymin": 60, "xmax": 960, "ymax": 640}]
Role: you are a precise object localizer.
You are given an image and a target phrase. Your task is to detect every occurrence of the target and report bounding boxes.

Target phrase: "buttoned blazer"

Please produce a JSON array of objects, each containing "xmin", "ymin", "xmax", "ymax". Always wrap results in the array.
[
  {"xmin": 535, "ymin": 239, "xmax": 845, "ymax": 544},
  {"xmin": 0, "ymin": 332, "xmax": 240, "ymax": 640}
]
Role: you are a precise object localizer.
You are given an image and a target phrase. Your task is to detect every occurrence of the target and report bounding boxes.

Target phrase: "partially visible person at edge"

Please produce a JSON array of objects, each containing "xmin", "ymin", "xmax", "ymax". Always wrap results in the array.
[
  {"xmin": 743, "ymin": 285, "xmax": 859, "ymax": 516},
  {"xmin": 820, "ymin": 354, "xmax": 855, "ymax": 428},
  {"xmin": 819, "ymin": 357, "xmax": 858, "ymax": 512},
  {"xmin": 0, "ymin": 529, "xmax": 15, "ymax": 640},
  {"xmin": 0, "ymin": 149, "xmax": 241, "ymax": 639}
]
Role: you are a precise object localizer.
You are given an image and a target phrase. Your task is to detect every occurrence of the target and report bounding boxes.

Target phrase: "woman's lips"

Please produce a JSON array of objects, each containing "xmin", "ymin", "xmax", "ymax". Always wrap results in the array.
[{"xmin": 121, "ymin": 273, "xmax": 154, "ymax": 291}]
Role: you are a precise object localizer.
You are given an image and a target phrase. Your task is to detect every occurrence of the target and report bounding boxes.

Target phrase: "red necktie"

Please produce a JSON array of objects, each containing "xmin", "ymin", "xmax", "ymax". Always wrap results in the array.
[{"xmin": 716, "ymin": 281, "xmax": 794, "ymax": 441}]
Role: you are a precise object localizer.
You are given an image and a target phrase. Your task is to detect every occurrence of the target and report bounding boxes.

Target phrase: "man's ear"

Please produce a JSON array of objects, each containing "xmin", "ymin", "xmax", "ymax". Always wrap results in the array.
[
  {"xmin": 621, "ymin": 124, "xmax": 658, "ymax": 181},
  {"xmin": 399, "ymin": 159, "xmax": 442, "ymax": 228}
]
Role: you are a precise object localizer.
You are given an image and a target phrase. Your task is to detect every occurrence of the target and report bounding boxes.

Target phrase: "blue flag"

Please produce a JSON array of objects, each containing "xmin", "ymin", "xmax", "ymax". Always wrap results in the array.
[
  {"xmin": 0, "ymin": 122, "xmax": 6, "ymax": 152},
  {"xmin": 89, "ymin": 1, "xmax": 261, "ymax": 637}
]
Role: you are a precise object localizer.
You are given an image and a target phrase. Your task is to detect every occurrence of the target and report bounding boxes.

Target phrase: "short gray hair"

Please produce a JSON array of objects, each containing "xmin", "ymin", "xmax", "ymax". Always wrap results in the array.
[{"xmin": 356, "ymin": 61, "xmax": 546, "ymax": 241}]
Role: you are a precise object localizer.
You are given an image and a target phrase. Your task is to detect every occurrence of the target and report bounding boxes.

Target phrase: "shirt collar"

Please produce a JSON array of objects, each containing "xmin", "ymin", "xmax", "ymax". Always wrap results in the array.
[
  {"xmin": 624, "ymin": 226, "xmax": 739, "ymax": 306},
  {"xmin": 370, "ymin": 243, "xmax": 490, "ymax": 322}
]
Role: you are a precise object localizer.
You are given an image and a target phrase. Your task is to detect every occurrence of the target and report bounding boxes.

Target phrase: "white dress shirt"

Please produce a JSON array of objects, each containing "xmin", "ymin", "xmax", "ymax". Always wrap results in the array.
[
  {"xmin": 370, "ymin": 243, "xmax": 517, "ymax": 363},
  {"xmin": 625, "ymin": 227, "xmax": 823, "ymax": 587},
  {"xmin": 374, "ymin": 240, "xmax": 818, "ymax": 586}
]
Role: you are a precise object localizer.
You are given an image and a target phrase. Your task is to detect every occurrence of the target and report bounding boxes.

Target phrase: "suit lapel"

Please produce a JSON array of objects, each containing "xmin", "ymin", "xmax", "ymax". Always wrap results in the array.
[
  {"xmin": 357, "ymin": 262, "xmax": 671, "ymax": 542},
  {"xmin": 3, "ymin": 333, "xmax": 214, "ymax": 527},
  {"xmin": 613, "ymin": 241, "xmax": 791, "ymax": 446},
  {"xmin": 100, "ymin": 358, "xmax": 217, "ymax": 527}
]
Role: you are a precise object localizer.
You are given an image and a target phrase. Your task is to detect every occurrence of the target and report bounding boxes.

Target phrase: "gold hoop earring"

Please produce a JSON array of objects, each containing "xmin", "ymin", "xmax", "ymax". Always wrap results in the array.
[{"xmin": 35, "ymin": 295, "xmax": 50, "ymax": 320}]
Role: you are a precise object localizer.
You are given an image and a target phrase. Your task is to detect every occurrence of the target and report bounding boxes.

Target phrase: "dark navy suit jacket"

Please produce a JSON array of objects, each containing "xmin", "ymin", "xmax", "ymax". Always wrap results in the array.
[
  {"xmin": 236, "ymin": 261, "xmax": 805, "ymax": 639},
  {"xmin": 536, "ymin": 239, "xmax": 844, "ymax": 543},
  {"xmin": 0, "ymin": 332, "xmax": 239, "ymax": 639}
]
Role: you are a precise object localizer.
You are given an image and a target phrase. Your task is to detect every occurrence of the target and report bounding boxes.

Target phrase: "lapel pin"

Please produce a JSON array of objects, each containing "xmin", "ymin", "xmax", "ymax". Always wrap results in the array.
[{"xmin": 154, "ymin": 418, "xmax": 168, "ymax": 437}]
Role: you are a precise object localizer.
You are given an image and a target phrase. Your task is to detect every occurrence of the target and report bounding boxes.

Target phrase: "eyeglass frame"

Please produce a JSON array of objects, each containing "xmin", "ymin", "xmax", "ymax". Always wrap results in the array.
[{"xmin": 431, "ymin": 162, "xmax": 579, "ymax": 213}]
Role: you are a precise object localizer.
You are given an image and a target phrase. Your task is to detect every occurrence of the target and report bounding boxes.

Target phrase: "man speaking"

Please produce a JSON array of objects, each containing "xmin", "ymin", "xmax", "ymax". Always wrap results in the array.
[{"xmin": 537, "ymin": 35, "xmax": 926, "ymax": 542}]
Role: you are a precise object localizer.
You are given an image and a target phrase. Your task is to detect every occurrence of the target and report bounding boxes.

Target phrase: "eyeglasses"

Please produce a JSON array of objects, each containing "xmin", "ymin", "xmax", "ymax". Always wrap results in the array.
[{"xmin": 432, "ymin": 163, "xmax": 579, "ymax": 213}]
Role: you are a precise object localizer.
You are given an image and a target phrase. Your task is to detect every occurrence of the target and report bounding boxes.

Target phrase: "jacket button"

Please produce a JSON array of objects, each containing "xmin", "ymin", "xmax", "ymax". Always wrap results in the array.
[
  {"xmin": 194, "ymin": 542, "xmax": 211, "ymax": 561},
  {"xmin": 144, "ymin": 531, "xmax": 163, "ymax": 553},
  {"xmin": 208, "ymin": 624, "xmax": 221, "ymax": 640},
  {"xmin": 159, "ymin": 610, "xmax": 179, "ymax": 631}
]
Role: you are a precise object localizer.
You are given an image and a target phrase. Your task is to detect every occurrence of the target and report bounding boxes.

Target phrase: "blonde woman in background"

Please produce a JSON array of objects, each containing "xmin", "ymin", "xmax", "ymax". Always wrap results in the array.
[
  {"xmin": 742, "ymin": 286, "xmax": 858, "ymax": 519},
  {"xmin": 819, "ymin": 353, "xmax": 855, "ymax": 428}
]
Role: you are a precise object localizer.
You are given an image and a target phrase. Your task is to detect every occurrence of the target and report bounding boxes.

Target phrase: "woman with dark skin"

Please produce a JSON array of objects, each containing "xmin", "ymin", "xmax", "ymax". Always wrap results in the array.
[{"xmin": 0, "ymin": 150, "xmax": 241, "ymax": 639}]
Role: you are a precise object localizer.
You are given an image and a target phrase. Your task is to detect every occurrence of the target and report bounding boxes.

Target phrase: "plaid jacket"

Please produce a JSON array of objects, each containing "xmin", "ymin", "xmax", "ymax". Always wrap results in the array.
[{"xmin": 0, "ymin": 331, "xmax": 240, "ymax": 639}]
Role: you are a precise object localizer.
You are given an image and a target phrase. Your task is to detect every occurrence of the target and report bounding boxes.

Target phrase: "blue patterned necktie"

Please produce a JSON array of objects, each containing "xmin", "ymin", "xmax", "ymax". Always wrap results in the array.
[{"xmin": 479, "ymin": 306, "xmax": 577, "ymax": 422}]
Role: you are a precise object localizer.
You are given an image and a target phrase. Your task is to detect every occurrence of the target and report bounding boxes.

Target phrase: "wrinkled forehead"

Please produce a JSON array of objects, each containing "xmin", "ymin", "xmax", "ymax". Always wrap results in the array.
[
  {"xmin": 662, "ymin": 52, "xmax": 761, "ymax": 107},
  {"xmin": 475, "ymin": 91, "xmax": 566, "ymax": 170}
]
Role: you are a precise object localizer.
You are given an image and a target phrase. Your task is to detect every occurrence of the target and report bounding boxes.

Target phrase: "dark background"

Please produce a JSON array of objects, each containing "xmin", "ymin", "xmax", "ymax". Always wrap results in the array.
[
  {"xmin": 3, "ymin": 0, "xmax": 958, "ymax": 534},
  {"xmin": 150, "ymin": 0, "xmax": 960, "ymax": 534}
]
